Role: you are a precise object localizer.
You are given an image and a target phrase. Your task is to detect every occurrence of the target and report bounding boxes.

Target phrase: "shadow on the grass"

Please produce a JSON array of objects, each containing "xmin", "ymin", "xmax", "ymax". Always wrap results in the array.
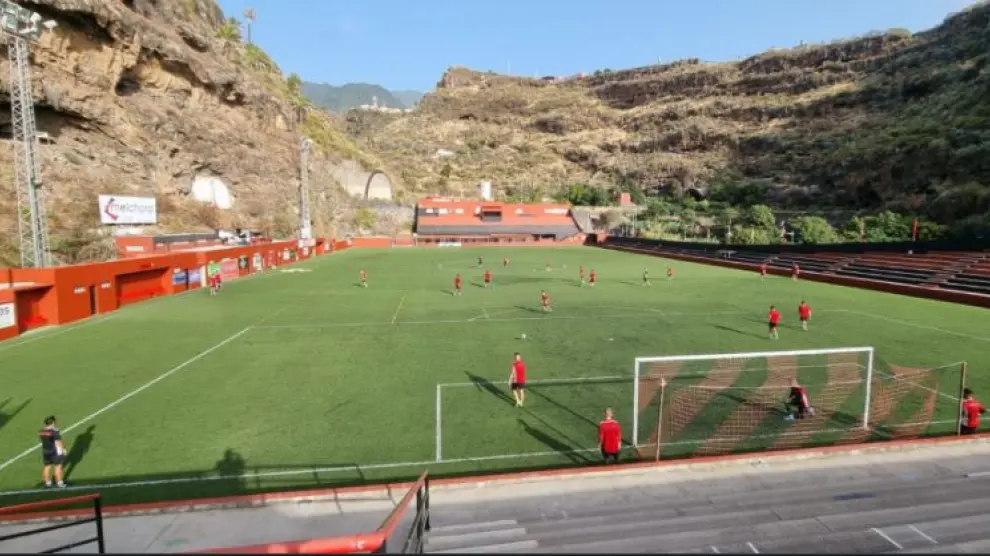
[
  {"xmin": 0, "ymin": 398, "xmax": 32, "ymax": 434},
  {"xmin": 64, "ymin": 425, "xmax": 96, "ymax": 481},
  {"xmin": 517, "ymin": 418, "xmax": 588, "ymax": 464},
  {"xmin": 464, "ymin": 371, "xmax": 515, "ymax": 405},
  {"xmin": 528, "ymin": 388, "xmax": 599, "ymax": 429},
  {"xmin": 514, "ymin": 305, "xmax": 543, "ymax": 314},
  {"xmin": 0, "ymin": 448, "xmax": 392, "ymax": 510},
  {"xmin": 712, "ymin": 324, "xmax": 766, "ymax": 340}
]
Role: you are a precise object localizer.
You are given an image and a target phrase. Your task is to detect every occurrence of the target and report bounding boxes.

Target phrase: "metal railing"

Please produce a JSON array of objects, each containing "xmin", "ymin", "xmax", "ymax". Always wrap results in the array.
[
  {"xmin": 0, "ymin": 493, "xmax": 106, "ymax": 553},
  {"xmin": 199, "ymin": 470, "xmax": 431, "ymax": 554}
]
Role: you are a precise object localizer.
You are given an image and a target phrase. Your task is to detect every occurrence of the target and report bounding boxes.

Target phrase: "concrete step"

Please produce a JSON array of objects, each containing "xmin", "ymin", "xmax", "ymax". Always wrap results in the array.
[
  {"xmin": 425, "ymin": 525, "xmax": 528, "ymax": 552},
  {"xmin": 905, "ymin": 538, "xmax": 990, "ymax": 553}
]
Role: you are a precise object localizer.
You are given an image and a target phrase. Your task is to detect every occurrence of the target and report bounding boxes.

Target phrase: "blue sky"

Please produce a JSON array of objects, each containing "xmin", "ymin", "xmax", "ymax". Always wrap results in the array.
[{"xmin": 216, "ymin": 0, "xmax": 977, "ymax": 92}]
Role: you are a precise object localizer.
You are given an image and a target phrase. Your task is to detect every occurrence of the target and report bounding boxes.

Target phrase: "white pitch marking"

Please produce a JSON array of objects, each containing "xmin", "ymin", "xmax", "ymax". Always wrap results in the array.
[
  {"xmin": 0, "ymin": 327, "xmax": 252, "ymax": 473},
  {"xmin": 908, "ymin": 524, "xmax": 938, "ymax": 544},
  {"xmin": 710, "ymin": 546, "xmax": 721, "ymax": 554},
  {"xmin": 843, "ymin": 309, "xmax": 990, "ymax": 344},
  {"xmin": 746, "ymin": 542, "xmax": 759, "ymax": 554},
  {"xmin": 391, "ymin": 295, "xmax": 407, "ymax": 324},
  {"xmin": 0, "ymin": 315, "xmax": 116, "ymax": 354},
  {"xmin": 871, "ymin": 528, "xmax": 903, "ymax": 549},
  {"xmin": 482, "ymin": 306, "xmax": 490, "ymax": 320},
  {"xmin": 966, "ymin": 471, "xmax": 990, "ymax": 478}
]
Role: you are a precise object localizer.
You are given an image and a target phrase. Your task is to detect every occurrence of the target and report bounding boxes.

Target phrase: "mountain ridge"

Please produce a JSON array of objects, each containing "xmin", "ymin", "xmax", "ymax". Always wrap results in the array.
[
  {"xmin": 301, "ymin": 81, "xmax": 424, "ymax": 112},
  {"xmin": 345, "ymin": 1, "xmax": 990, "ymax": 237}
]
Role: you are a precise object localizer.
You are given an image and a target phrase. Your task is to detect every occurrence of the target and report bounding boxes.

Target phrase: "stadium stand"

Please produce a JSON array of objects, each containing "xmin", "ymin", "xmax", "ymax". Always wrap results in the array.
[
  {"xmin": 603, "ymin": 239, "xmax": 990, "ymax": 297},
  {"xmin": 414, "ymin": 198, "xmax": 581, "ymax": 242}
]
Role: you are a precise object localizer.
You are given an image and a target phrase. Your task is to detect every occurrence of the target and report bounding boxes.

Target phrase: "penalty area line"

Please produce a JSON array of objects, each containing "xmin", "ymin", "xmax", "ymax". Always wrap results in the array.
[
  {"xmin": 0, "ymin": 327, "xmax": 252, "ymax": 473},
  {"xmin": 391, "ymin": 295, "xmax": 407, "ymax": 324}
]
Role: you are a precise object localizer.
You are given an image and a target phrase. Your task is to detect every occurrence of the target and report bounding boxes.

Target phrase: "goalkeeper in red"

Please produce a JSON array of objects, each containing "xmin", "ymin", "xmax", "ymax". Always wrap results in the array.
[
  {"xmin": 598, "ymin": 408, "xmax": 622, "ymax": 464},
  {"xmin": 785, "ymin": 379, "xmax": 813, "ymax": 421},
  {"xmin": 798, "ymin": 301, "xmax": 812, "ymax": 331},
  {"xmin": 961, "ymin": 389, "xmax": 985, "ymax": 435}
]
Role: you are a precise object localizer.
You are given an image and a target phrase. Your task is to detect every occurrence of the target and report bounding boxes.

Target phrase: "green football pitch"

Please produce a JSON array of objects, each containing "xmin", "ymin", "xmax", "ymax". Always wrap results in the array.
[{"xmin": 0, "ymin": 246, "xmax": 987, "ymax": 507}]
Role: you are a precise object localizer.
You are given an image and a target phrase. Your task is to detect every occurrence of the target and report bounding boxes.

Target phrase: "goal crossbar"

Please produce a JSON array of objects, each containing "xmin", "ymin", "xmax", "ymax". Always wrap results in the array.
[{"xmin": 632, "ymin": 346, "xmax": 876, "ymax": 447}]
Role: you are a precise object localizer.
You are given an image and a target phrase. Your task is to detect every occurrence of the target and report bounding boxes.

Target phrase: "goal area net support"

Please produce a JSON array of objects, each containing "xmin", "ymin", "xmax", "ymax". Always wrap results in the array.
[{"xmin": 634, "ymin": 346, "xmax": 966, "ymax": 460}]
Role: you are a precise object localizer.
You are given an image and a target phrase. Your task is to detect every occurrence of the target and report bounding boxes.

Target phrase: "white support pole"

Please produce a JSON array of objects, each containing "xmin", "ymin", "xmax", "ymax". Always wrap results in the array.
[
  {"xmin": 862, "ymin": 347, "xmax": 875, "ymax": 430},
  {"xmin": 435, "ymin": 384, "xmax": 443, "ymax": 462},
  {"xmin": 632, "ymin": 359, "xmax": 640, "ymax": 447}
]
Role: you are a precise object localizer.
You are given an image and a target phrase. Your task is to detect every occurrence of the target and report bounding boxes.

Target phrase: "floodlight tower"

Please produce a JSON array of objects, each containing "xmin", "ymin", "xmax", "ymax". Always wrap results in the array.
[
  {"xmin": 298, "ymin": 137, "xmax": 313, "ymax": 241},
  {"xmin": 1, "ymin": 1, "xmax": 56, "ymax": 268}
]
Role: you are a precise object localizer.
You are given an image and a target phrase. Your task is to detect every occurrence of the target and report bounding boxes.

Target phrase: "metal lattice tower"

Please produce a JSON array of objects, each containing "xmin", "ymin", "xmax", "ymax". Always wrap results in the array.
[
  {"xmin": 3, "ymin": 2, "xmax": 55, "ymax": 268},
  {"xmin": 298, "ymin": 137, "xmax": 313, "ymax": 241}
]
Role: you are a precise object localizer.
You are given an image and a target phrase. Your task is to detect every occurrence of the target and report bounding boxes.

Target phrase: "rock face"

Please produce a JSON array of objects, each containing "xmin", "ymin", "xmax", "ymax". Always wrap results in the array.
[
  {"xmin": 347, "ymin": 3, "xmax": 990, "ymax": 229},
  {"xmin": 0, "ymin": 0, "xmax": 396, "ymax": 265}
]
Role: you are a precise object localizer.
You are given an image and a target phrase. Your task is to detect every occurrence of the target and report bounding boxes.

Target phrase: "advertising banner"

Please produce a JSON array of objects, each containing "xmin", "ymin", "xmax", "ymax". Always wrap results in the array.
[
  {"xmin": 172, "ymin": 269, "xmax": 187, "ymax": 285},
  {"xmin": 98, "ymin": 195, "xmax": 157, "ymax": 225},
  {"xmin": 238, "ymin": 255, "xmax": 249, "ymax": 272},
  {"xmin": 253, "ymin": 254, "xmax": 263, "ymax": 272},
  {"xmin": 188, "ymin": 268, "xmax": 202, "ymax": 286},
  {"xmin": 220, "ymin": 259, "xmax": 239, "ymax": 281},
  {"xmin": 0, "ymin": 302, "xmax": 16, "ymax": 330},
  {"xmin": 282, "ymin": 249, "xmax": 290, "ymax": 262}
]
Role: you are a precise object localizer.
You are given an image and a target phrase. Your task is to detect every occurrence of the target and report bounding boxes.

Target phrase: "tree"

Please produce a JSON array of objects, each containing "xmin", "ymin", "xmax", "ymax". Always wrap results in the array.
[
  {"xmin": 243, "ymin": 8, "xmax": 257, "ymax": 45},
  {"xmin": 746, "ymin": 204, "xmax": 776, "ymax": 230},
  {"xmin": 790, "ymin": 216, "xmax": 839, "ymax": 244},
  {"xmin": 286, "ymin": 72, "xmax": 303, "ymax": 96},
  {"xmin": 353, "ymin": 207, "xmax": 376, "ymax": 231},
  {"xmin": 679, "ymin": 208, "xmax": 697, "ymax": 238},
  {"xmin": 871, "ymin": 210, "xmax": 910, "ymax": 241},
  {"xmin": 216, "ymin": 18, "xmax": 242, "ymax": 41}
]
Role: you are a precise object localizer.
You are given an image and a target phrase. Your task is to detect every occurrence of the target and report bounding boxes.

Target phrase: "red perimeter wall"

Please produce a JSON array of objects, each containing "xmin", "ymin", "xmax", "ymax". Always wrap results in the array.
[{"xmin": 0, "ymin": 238, "xmax": 328, "ymax": 343}]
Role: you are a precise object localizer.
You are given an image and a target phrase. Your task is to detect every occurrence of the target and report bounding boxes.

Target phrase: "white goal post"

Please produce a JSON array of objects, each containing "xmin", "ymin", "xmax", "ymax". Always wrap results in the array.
[{"xmin": 632, "ymin": 346, "xmax": 876, "ymax": 447}]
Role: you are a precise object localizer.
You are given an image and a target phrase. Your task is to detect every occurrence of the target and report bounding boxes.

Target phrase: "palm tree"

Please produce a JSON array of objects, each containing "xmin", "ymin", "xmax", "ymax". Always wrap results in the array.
[{"xmin": 243, "ymin": 8, "xmax": 256, "ymax": 45}]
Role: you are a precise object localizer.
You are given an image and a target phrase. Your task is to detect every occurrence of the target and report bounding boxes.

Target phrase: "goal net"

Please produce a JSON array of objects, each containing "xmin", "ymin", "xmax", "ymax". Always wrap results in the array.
[{"xmin": 634, "ymin": 347, "xmax": 966, "ymax": 460}]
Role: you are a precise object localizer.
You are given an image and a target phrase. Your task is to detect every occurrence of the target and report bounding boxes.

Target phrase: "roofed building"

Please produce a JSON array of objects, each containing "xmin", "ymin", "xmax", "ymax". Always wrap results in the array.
[{"xmin": 414, "ymin": 197, "xmax": 581, "ymax": 244}]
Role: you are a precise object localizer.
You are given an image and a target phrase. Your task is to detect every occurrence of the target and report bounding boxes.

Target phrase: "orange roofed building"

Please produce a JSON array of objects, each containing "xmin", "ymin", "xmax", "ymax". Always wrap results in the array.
[{"xmin": 414, "ymin": 197, "xmax": 581, "ymax": 242}]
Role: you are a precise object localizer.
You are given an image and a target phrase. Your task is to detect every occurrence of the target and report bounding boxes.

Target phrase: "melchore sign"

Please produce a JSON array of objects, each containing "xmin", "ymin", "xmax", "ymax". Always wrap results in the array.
[{"xmin": 98, "ymin": 195, "xmax": 157, "ymax": 225}]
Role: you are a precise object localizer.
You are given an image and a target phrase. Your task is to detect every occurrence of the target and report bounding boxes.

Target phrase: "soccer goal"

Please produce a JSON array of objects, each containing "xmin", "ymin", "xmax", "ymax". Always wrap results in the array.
[
  {"xmin": 634, "ymin": 347, "xmax": 967, "ymax": 460},
  {"xmin": 633, "ymin": 346, "xmax": 877, "ymax": 458}
]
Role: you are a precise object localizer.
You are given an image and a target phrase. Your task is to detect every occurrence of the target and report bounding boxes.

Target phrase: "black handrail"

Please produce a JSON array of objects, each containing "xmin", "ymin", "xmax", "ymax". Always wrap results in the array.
[
  {"xmin": 0, "ymin": 494, "xmax": 105, "ymax": 554},
  {"xmin": 374, "ymin": 474, "xmax": 431, "ymax": 554}
]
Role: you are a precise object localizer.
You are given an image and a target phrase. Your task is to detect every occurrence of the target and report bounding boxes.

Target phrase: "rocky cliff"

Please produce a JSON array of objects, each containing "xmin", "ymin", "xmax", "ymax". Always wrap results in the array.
[
  {"xmin": 0, "ymin": 0, "xmax": 396, "ymax": 265},
  {"xmin": 346, "ymin": 2, "xmax": 990, "ymax": 231}
]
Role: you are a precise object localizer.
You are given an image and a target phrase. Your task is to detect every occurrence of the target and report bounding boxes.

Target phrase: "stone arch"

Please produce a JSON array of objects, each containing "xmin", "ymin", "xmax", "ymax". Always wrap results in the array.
[{"xmin": 364, "ymin": 170, "xmax": 393, "ymax": 200}]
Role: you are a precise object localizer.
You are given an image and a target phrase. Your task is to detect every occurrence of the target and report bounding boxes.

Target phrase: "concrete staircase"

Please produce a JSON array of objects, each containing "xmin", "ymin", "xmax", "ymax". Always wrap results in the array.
[
  {"xmin": 424, "ymin": 453, "xmax": 990, "ymax": 554},
  {"xmin": 920, "ymin": 252, "xmax": 988, "ymax": 286}
]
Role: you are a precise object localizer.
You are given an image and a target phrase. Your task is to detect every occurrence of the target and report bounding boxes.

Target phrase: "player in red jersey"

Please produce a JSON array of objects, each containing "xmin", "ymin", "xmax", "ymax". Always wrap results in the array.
[
  {"xmin": 768, "ymin": 304, "xmax": 781, "ymax": 339},
  {"xmin": 483, "ymin": 269, "xmax": 493, "ymax": 288},
  {"xmin": 666, "ymin": 266, "xmax": 674, "ymax": 281},
  {"xmin": 797, "ymin": 301, "xmax": 812, "ymax": 331},
  {"xmin": 209, "ymin": 273, "xmax": 220, "ymax": 296},
  {"xmin": 453, "ymin": 274, "xmax": 463, "ymax": 296},
  {"xmin": 540, "ymin": 289, "xmax": 552, "ymax": 313},
  {"xmin": 579, "ymin": 265, "xmax": 586, "ymax": 286},
  {"xmin": 961, "ymin": 389, "xmax": 985, "ymax": 435},
  {"xmin": 598, "ymin": 408, "xmax": 622, "ymax": 464},
  {"xmin": 785, "ymin": 379, "xmax": 813, "ymax": 421},
  {"xmin": 589, "ymin": 269, "xmax": 597, "ymax": 287},
  {"xmin": 502, "ymin": 256, "xmax": 509, "ymax": 267},
  {"xmin": 360, "ymin": 269, "xmax": 368, "ymax": 288},
  {"xmin": 792, "ymin": 263, "xmax": 800, "ymax": 281},
  {"xmin": 509, "ymin": 353, "xmax": 527, "ymax": 407},
  {"xmin": 760, "ymin": 263, "xmax": 768, "ymax": 281}
]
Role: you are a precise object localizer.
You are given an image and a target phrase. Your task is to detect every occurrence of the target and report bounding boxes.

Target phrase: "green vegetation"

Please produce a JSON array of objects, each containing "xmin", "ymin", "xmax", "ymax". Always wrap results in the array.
[
  {"xmin": 240, "ymin": 43, "xmax": 280, "ymax": 74},
  {"xmin": 215, "ymin": 18, "xmax": 241, "ymax": 41},
  {"xmin": 298, "ymin": 112, "xmax": 380, "ymax": 170},
  {"xmin": 0, "ymin": 247, "xmax": 985, "ymax": 507}
]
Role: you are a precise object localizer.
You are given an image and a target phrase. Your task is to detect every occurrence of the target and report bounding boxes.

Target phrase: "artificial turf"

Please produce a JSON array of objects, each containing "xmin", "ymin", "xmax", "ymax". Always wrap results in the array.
[{"xmin": 0, "ymin": 246, "xmax": 987, "ymax": 507}]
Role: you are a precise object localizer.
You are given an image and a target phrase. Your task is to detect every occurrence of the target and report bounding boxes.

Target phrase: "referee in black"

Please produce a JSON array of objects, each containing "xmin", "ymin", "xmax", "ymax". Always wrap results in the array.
[{"xmin": 39, "ymin": 416, "xmax": 67, "ymax": 488}]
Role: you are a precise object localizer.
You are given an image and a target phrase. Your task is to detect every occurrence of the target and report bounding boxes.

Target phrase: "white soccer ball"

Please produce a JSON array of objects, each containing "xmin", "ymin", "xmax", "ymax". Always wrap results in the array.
[{"xmin": 521, "ymin": 333, "xmax": 527, "ymax": 340}]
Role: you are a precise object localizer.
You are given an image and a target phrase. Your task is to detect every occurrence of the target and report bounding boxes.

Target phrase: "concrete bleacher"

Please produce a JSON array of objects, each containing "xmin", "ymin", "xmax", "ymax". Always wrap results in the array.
[{"xmin": 424, "ymin": 439, "xmax": 990, "ymax": 554}]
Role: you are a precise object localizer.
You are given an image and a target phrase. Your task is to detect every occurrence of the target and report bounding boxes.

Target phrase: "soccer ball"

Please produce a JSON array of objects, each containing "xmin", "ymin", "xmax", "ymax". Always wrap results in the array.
[{"xmin": 521, "ymin": 333, "xmax": 527, "ymax": 340}]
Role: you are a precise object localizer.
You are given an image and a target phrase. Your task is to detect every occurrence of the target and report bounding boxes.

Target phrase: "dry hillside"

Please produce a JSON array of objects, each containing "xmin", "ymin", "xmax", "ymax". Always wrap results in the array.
[
  {"xmin": 0, "ymin": 0, "xmax": 395, "ymax": 266},
  {"xmin": 346, "ymin": 2, "xmax": 990, "ymax": 230}
]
